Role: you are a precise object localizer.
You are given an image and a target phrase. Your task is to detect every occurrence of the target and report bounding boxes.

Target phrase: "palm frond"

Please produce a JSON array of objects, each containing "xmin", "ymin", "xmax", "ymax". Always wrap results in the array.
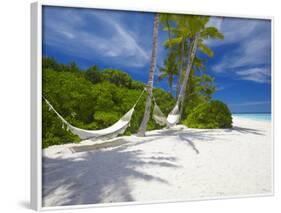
[
  {"xmin": 162, "ymin": 37, "xmax": 183, "ymax": 47},
  {"xmin": 198, "ymin": 41, "xmax": 214, "ymax": 57},
  {"xmin": 200, "ymin": 27, "xmax": 224, "ymax": 40}
]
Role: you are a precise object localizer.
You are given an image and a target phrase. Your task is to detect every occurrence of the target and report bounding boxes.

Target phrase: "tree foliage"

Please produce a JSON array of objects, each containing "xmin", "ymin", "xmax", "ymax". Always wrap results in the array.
[
  {"xmin": 183, "ymin": 100, "xmax": 232, "ymax": 129},
  {"xmin": 158, "ymin": 49, "xmax": 178, "ymax": 94}
]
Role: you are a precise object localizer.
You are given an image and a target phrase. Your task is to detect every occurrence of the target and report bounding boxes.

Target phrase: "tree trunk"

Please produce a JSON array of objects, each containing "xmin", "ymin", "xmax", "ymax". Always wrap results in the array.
[
  {"xmin": 178, "ymin": 34, "xmax": 199, "ymax": 120},
  {"xmin": 137, "ymin": 14, "xmax": 159, "ymax": 137},
  {"xmin": 176, "ymin": 40, "xmax": 185, "ymax": 97}
]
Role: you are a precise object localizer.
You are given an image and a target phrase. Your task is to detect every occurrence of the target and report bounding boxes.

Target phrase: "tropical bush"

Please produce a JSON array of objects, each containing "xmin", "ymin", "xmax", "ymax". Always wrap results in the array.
[
  {"xmin": 183, "ymin": 100, "xmax": 232, "ymax": 129},
  {"xmin": 42, "ymin": 58, "xmax": 175, "ymax": 148}
]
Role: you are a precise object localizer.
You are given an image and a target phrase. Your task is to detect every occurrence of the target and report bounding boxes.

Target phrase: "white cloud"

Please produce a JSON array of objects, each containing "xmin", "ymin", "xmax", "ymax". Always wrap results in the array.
[
  {"xmin": 207, "ymin": 17, "xmax": 223, "ymax": 31},
  {"xmin": 207, "ymin": 17, "xmax": 260, "ymax": 46},
  {"xmin": 43, "ymin": 8, "xmax": 150, "ymax": 68},
  {"xmin": 209, "ymin": 17, "xmax": 271, "ymax": 83},
  {"xmin": 235, "ymin": 67, "xmax": 271, "ymax": 83}
]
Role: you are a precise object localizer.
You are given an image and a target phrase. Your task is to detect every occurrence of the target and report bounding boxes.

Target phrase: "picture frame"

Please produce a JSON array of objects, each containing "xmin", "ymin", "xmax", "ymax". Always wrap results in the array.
[{"xmin": 31, "ymin": 0, "xmax": 274, "ymax": 211}]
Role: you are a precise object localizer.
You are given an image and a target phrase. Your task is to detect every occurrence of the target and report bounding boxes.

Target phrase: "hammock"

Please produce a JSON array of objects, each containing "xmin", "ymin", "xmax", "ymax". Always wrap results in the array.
[
  {"xmin": 166, "ymin": 102, "xmax": 180, "ymax": 127},
  {"xmin": 152, "ymin": 95, "xmax": 181, "ymax": 127},
  {"xmin": 43, "ymin": 89, "xmax": 145, "ymax": 141},
  {"xmin": 152, "ymin": 102, "xmax": 167, "ymax": 126}
]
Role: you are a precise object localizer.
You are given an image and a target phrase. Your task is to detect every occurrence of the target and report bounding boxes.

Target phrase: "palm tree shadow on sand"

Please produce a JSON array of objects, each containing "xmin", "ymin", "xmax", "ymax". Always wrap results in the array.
[
  {"xmin": 224, "ymin": 126, "xmax": 265, "ymax": 136},
  {"xmin": 132, "ymin": 124, "xmax": 266, "ymax": 154},
  {"xmin": 43, "ymin": 145, "xmax": 180, "ymax": 207},
  {"xmin": 140, "ymin": 129, "xmax": 208, "ymax": 155}
]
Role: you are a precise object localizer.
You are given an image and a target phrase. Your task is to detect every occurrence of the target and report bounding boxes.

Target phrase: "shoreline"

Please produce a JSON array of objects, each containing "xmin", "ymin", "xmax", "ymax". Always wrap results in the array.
[{"xmin": 232, "ymin": 115, "xmax": 271, "ymax": 123}]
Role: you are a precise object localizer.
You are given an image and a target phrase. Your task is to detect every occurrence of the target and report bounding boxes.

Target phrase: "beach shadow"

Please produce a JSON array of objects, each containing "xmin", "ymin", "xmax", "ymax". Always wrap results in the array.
[
  {"xmin": 146, "ymin": 128, "xmax": 215, "ymax": 140},
  {"xmin": 225, "ymin": 126, "xmax": 265, "ymax": 136},
  {"xmin": 70, "ymin": 138, "xmax": 130, "ymax": 153},
  {"xmin": 136, "ymin": 128, "xmax": 217, "ymax": 155},
  {"xmin": 42, "ymin": 145, "xmax": 179, "ymax": 207},
  {"xmin": 178, "ymin": 134, "xmax": 200, "ymax": 154}
]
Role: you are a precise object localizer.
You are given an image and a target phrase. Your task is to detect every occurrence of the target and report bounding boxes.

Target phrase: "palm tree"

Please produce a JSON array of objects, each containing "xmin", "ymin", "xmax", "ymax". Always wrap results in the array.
[
  {"xmin": 176, "ymin": 16, "xmax": 224, "ymax": 119},
  {"xmin": 137, "ymin": 13, "xmax": 160, "ymax": 137},
  {"xmin": 163, "ymin": 16, "xmax": 223, "ymax": 117},
  {"xmin": 158, "ymin": 49, "xmax": 178, "ymax": 95},
  {"xmin": 159, "ymin": 14, "xmax": 174, "ymax": 48},
  {"xmin": 162, "ymin": 15, "xmax": 190, "ymax": 97},
  {"xmin": 160, "ymin": 14, "xmax": 186, "ymax": 97}
]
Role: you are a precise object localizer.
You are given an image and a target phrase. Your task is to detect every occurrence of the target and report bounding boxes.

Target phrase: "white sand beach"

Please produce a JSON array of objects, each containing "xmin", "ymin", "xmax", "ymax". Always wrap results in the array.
[{"xmin": 42, "ymin": 117, "xmax": 272, "ymax": 207}]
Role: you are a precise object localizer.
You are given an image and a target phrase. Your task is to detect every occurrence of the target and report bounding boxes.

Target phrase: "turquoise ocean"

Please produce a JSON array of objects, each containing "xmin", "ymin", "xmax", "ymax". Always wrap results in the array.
[{"xmin": 232, "ymin": 113, "xmax": 271, "ymax": 122}]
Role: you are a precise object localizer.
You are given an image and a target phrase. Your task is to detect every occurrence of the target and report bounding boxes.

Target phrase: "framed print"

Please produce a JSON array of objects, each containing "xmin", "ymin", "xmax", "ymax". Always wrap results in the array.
[{"xmin": 31, "ymin": 0, "xmax": 274, "ymax": 210}]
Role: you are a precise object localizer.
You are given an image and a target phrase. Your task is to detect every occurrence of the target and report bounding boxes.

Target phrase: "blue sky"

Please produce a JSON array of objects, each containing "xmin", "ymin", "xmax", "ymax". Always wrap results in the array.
[{"xmin": 42, "ymin": 6, "xmax": 272, "ymax": 113}]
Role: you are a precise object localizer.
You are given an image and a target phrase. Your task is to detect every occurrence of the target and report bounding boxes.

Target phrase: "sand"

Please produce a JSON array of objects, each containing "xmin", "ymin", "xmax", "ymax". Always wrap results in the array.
[{"xmin": 42, "ymin": 117, "xmax": 272, "ymax": 207}]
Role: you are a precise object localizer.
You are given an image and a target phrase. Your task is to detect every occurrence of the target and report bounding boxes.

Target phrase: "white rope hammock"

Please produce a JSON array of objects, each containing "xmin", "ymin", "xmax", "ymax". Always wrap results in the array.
[
  {"xmin": 152, "ymin": 94, "xmax": 181, "ymax": 127},
  {"xmin": 43, "ymin": 89, "xmax": 145, "ymax": 141}
]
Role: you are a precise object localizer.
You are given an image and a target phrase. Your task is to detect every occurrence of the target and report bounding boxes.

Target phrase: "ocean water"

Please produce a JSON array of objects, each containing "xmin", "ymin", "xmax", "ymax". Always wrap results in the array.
[{"xmin": 232, "ymin": 113, "xmax": 271, "ymax": 122}]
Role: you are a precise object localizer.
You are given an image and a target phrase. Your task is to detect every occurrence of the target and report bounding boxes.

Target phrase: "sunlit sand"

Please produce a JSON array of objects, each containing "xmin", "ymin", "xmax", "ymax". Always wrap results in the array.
[{"xmin": 43, "ymin": 117, "xmax": 272, "ymax": 207}]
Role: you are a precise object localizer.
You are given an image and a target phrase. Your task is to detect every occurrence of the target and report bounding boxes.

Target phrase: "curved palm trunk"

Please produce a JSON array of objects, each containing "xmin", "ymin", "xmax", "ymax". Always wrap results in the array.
[
  {"xmin": 137, "ymin": 14, "xmax": 159, "ymax": 136},
  {"xmin": 176, "ymin": 40, "xmax": 185, "ymax": 97},
  {"xmin": 178, "ymin": 34, "xmax": 199, "ymax": 120}
]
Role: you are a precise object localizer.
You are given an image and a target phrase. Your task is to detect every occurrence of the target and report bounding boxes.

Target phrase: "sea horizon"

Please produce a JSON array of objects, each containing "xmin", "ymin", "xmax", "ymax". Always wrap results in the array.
[
  {"xmin": 232, "ymin": 112, "xmax": 271, "ymax": 114},
  {"xmin": 232, "ymin": 113, "xmax": 271, "ymax": 121}
]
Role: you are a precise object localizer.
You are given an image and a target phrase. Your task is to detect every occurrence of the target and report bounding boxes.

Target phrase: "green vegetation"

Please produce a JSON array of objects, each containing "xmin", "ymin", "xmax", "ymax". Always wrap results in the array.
[
  {"xmin": 42, "ymin": 57, "xmax": 175, "ymax": 148},
  {"xmin": 183, "ymin": 100, "xmax": 232, "ymax": 129},
  {"xmin": 158, "ymin": 49, "xmax": 178, "ymax": 95}
]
